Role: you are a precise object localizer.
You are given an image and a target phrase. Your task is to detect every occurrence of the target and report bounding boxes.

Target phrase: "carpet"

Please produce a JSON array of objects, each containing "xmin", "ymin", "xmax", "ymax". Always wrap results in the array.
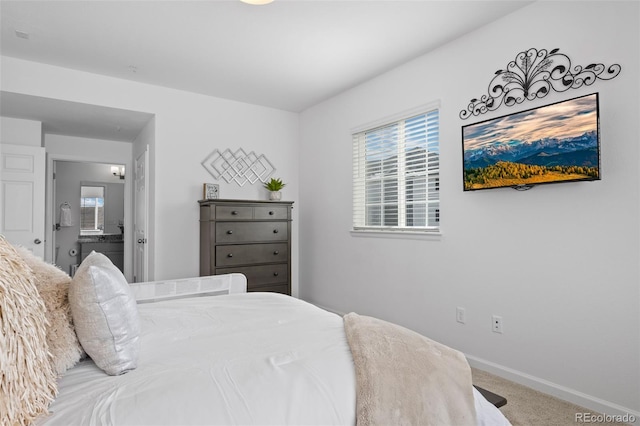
[{"xmin": 472, "ymin": 368, "xmax": 632, "ymax": 426}]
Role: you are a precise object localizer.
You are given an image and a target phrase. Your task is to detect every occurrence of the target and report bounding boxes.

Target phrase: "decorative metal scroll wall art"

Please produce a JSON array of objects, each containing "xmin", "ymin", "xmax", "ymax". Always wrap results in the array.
[
  {"xmin": 201, "ymin": 148, "xmax": 276, "ymax": 187},
  {"xmin": 459, "ymin": 48, "xmax": 621, "ymax": 120}
]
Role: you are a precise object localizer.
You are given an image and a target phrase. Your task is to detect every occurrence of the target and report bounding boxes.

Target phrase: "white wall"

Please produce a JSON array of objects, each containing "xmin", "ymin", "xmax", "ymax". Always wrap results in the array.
[
  {"xmin": 1, "ymin": 56, "xmax": 300, "ymax": 294},
  {"xmin": 0, "ymin": 117, "xmax": 42, "ymax": 146},
  {"xmin": 299, "ymin": 0, "xmax": 639, "ymax": 418},
  {"xmin": 0, "ymin": 117, "xmax": 43, "ymax": 232}
]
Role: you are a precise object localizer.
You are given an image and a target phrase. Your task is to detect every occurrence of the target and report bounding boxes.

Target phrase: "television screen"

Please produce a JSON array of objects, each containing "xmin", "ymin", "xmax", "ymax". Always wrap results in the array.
[{"xmin": 462, "ymin": 93, "xmax": 600, "ymax": 191}]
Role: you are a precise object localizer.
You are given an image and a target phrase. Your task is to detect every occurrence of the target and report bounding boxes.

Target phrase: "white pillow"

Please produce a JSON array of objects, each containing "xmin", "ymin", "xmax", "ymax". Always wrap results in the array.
[{"xmin": 69, "ymin": 251, "xmax": 140, "ymax": 375}]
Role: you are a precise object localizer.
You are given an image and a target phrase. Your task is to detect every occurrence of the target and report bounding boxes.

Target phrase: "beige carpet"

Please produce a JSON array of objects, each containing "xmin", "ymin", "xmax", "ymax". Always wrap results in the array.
[{"xmin": 472, "ymin": 368, "xmax": 631, "ymax": 426}]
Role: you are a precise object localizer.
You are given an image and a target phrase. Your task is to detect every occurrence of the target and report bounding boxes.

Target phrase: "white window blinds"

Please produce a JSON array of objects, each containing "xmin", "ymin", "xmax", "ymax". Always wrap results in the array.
[{"xmin": 353, "ymin": 108, "xmax": 439, "ymax": 232}]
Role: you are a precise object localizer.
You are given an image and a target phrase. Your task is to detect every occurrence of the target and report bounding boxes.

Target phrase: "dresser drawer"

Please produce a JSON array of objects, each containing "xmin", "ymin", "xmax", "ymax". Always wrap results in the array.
[
  {"xmin": 216, "ymin": 264, "xmax": 288, "ymax": 286},
  {"xmin": 215, "ymin": 243, "xmax": 288, "ymax": 267},
  {"xmin": 254, "ymin": 205, "xmax": 289, "ymax": 220},
  {"xmin": 215, "ymin": 205, "xmax": 253, "ymax": 220},
  {"xmin": 215, "ymin": 222, "xmax": 288, "ymax": 243},
  {"xmin": 247, "ymin": 283, "xmax": 289, "ymax": 294}
]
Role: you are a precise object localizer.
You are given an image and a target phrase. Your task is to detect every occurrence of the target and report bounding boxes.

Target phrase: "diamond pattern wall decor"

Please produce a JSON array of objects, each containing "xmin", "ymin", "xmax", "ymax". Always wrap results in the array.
[{"xmin": 201, "ymin": 148, "xmax": 276, "ymax": 187}]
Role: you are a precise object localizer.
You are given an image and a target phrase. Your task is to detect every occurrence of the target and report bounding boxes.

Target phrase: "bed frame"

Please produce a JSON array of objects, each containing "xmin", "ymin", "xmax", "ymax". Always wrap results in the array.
[
  {"xmin": 474, "ymin": 386, "xmax": 507, "ymax": 408},
  {"xmin": 130, "ymin": 273, "xmax": 247, "ymax": 303}
]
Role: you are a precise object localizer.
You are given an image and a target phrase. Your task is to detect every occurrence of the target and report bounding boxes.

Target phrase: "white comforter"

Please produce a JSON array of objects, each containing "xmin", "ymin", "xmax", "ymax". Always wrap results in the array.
[{"xmin": 41, "ymin": 293, "xmax": 509, "ymax": 426}]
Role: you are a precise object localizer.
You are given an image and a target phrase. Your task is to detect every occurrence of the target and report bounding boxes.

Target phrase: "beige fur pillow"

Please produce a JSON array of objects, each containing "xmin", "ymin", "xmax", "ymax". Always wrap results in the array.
[
  {"xmin": 0, "ymin": 236, "xmax": 58, "ymax": 426},
  {"xmin": 15, "ymin": 246, "xmax": 84, "ymax": 375}
]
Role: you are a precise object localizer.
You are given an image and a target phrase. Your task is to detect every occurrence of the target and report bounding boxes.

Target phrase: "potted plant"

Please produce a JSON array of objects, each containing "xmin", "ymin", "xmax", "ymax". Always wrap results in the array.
[{"xmin": 263, "ymin": 177, "xmax": 286, "ymax": 201}]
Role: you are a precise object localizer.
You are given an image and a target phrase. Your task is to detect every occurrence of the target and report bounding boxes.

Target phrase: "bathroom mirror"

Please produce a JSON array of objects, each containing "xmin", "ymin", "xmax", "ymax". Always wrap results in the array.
[{"xmin": 80, "ymin": 185, "xmax": 105, "ymax": 235}]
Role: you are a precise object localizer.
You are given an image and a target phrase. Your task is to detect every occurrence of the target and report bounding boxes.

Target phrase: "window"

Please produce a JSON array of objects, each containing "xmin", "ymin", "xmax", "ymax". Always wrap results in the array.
[
  {"xmin": 80, "ymin": 185, "xmax": 105, "ymax": 234},
  {"xmin": 352, "ymin": 107, "xmax": 439, "ymax": 232}
]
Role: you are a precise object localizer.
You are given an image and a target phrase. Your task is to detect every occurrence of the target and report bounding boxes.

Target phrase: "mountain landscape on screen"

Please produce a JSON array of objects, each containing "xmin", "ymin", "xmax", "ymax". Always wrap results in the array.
[{"xmin": 462, "ymin": 93, "xmax": 600, "ymax": 191}]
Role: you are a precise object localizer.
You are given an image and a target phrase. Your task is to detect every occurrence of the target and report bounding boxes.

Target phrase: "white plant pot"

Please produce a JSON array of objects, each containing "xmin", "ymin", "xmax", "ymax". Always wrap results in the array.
[{"xmin": 269, "ymin": 191, "xmax": 282, "ymax": 201}]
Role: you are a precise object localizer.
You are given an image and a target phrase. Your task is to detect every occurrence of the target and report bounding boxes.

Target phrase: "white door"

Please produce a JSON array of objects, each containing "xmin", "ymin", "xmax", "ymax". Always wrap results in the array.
[
  {"xmin": 134, "ymin": 147, "xmax": 149, "ymax": 282},
  {"xmin": 0, "ymin": 144, "xmax": 46, "ymax": 257}
]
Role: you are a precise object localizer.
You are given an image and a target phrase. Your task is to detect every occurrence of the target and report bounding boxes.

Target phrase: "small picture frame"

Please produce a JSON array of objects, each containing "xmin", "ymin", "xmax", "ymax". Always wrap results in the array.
[{"xmin": 203, "ymin": 183, "xmax": 219, "ymax": 200}]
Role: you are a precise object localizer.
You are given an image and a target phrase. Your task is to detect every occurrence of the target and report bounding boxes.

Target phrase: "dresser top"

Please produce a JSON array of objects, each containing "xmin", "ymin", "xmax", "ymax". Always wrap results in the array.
[{"xmin": 198, "ymin": 199, "xmax": 294, "ymax": 205}]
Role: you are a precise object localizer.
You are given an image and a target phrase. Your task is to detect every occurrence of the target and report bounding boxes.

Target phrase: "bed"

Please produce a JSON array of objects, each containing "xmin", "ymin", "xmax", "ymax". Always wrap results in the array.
[{"xmin": 0, "ymin": 237, "xmax": 510, "ymax": 426}]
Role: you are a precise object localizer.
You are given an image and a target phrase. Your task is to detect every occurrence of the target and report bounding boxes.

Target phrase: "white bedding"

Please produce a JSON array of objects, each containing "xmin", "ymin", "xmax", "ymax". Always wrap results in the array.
[{"xmin": 40, "ymin": 292, "xmax": 509, "ymax": 426}]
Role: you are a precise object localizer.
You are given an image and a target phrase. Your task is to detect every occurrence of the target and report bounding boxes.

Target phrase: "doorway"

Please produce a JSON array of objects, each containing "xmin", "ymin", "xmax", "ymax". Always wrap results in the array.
[
  {"xmin": 46, "ymin": 155, "xmax": 135, "ymax": 282},
  {"xmin": 52, "ymin": 160, "xmax": 126, "ymax": 276}
]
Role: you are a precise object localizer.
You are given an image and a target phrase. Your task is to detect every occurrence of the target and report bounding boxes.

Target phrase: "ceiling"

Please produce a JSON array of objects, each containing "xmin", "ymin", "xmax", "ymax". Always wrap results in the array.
[
  {"xmin": 0, "ymin": 92, "xmax": 155, "ymax": 142},
  {"xmin": 0, "ymin": 0, "xmax": 532, "ymax": 142}
]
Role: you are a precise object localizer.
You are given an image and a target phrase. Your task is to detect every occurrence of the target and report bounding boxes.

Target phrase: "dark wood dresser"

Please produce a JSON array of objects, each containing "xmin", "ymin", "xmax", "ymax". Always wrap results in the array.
[{"xmin": 199, "ymin": 199, "xmax": 293, "ymax": 295}]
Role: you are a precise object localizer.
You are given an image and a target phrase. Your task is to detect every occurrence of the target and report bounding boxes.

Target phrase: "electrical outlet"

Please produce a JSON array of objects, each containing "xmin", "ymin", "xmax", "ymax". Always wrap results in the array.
[
  {"xmin": 492, "ymin": 315, "xmax": 503, "ymax": 333},
  {"xmin": 456, "ymin": 307, "xmax": 466, "ymax": 324}
]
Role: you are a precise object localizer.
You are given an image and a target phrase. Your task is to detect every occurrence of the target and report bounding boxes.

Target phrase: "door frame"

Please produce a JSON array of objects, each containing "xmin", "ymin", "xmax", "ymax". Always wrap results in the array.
[
  {"xmin": 133, "ymin": 146, "xmax": 149, "ymax": 282},
  {"xmin": 46, "ymin": 154, "xmax": 134, "ymax": 281}
]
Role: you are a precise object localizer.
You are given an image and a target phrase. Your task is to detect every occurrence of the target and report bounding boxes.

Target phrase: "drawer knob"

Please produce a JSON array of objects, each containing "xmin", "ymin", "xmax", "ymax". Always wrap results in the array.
[
  {"xmin": 269, "ymin": 211, "xmax": 274, "ymax": 215},
  {"xmin": 227, "ymin": 230, "xmax": 233, "ymax": 234},
  {"xmin": 273, "ymin": 272, "xmax": 279, "ymax": 277},
  {"xmin": 273, "ymin": 229, "xmax": 279, "ymax": 234},
  {"xmin": 231, "ymin": 211, "xmax": 239, "ymax": 215},
  {"xmin": 273, "ymin": 250, "xmax": 279, "ymax": 255},
  {"xmin": 227, "ymin": 253, "xmax": 233, "ymax": 258}
]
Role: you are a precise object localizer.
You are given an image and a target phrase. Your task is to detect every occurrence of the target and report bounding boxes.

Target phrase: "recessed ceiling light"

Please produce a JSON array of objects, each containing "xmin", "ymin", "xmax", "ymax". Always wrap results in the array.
[{"xmin": 240, "ymin": 0, "xmax": 274, "ymax": 5}]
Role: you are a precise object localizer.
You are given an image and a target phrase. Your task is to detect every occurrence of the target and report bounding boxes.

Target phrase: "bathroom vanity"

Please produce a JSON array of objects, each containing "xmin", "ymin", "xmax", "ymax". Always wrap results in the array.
[{"xmin": 78, "ymin": 234, "xmax": 124, "ymax": 272}]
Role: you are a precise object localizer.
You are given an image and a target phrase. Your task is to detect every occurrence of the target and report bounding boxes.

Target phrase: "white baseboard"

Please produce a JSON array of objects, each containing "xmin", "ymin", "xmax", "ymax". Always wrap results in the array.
[{"xmin": 466, "ymin": 355, "xmax": 639, "ymax": 426}]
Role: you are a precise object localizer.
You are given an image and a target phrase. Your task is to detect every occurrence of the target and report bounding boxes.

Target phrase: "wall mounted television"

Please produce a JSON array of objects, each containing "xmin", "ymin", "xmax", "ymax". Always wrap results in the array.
[{"xmin": 462, "ymin": 92, "xmax": 601, "ymax": 191}]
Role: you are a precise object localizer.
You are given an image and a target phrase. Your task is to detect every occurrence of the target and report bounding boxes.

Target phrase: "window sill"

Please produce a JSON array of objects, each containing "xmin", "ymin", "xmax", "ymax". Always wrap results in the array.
[
  {"xmin": 80, "ymin": 230, "xmax": 104, "ymax": 236},
  {"xmin": 350, "ymin": 228, "xmax": 442, "ymax": 241}
]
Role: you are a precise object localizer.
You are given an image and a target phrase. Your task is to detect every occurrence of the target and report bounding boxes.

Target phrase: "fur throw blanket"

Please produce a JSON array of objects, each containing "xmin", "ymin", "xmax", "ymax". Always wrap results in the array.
[{"xmin": 344, "ymin": 312, "xmax": 477, "ymax": 426}]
